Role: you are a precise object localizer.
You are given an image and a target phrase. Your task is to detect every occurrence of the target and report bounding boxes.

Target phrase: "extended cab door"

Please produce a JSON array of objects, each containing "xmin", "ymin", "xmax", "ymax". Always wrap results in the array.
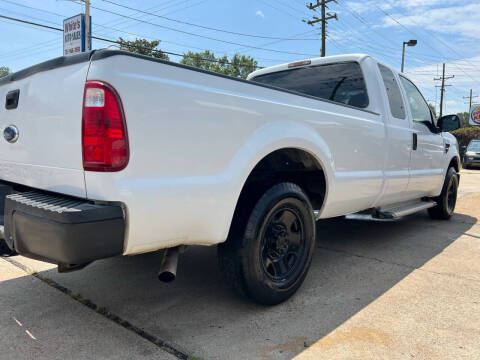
[
  {"xmin": 399, "ymin": 76, "xmax": 445, "ymax": 197},
  {"xmin": 376, "ymin": 64, "xmax": 413, "ymax": 205}
]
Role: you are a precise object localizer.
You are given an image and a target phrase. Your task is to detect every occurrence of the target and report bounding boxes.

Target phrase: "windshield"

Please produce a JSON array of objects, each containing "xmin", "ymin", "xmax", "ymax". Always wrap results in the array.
[{"xmin": 467, "ymin": 141, "xmax": 480, "ymax": 152}]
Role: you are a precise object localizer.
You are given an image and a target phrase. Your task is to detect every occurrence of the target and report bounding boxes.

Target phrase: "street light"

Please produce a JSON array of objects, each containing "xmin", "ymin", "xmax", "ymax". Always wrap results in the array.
[{"xmin": 401, "ymin": 39, "xmax": 417, "ymax": 73}]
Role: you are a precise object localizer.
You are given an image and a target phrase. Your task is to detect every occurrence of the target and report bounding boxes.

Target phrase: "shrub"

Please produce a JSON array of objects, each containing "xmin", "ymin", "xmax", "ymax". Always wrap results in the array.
[{"xmin": 451, "ymin": 127, "xmax": 480, "ymax": 156}]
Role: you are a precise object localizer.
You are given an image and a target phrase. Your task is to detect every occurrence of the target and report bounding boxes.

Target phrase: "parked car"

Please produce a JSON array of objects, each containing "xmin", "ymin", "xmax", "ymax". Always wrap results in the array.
[
  {"xmin": 0, "ymin": 50, "xmax": 461, "ymax": 304},
  {"xmin": 463, "ymin": 139, "xmax": 480, "ymax": 169}
]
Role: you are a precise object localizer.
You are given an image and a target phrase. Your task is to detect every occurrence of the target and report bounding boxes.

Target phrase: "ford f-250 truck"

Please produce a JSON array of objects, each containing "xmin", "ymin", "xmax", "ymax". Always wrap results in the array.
[{"xmin": 0, "ymin": 50, "xmax": 461, "ymax": 305}]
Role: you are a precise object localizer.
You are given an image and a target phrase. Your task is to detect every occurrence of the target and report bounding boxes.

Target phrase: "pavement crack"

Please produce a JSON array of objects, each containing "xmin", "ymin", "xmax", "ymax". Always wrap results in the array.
[
  {"xmin": 317, "ymin": 245, "xmax": 480, "ymax": 283},
  {"xmin": 1, "ymin": 257, "xmax": 191, "ymax": 360}
]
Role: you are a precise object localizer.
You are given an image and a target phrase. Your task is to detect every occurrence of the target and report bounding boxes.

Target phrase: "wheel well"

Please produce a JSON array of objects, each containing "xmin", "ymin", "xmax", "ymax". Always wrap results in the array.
[
  {"xmin": 449, "ymin": 156, "xmax": 459, "ymax": 172},
  {"xmin": 238, "ymin": 148, "xmax": 326, "ymax": 210}
]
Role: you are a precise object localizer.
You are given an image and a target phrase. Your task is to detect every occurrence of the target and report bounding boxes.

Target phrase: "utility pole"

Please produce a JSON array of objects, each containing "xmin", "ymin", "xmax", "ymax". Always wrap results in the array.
[
  {"xmin": 84, "ymin": 0, "xmax": 90, "ymax": 51},
  {"xmin": 434, "ymin": 63, "xmax": 454, "ymax": 117},
  {"xmin": 304, "ymin": 0, "xmax": 338, "ymax": 57},
  {"xmin": 463, "ymin": 89, "xmax": 479, "ymax": 112}
]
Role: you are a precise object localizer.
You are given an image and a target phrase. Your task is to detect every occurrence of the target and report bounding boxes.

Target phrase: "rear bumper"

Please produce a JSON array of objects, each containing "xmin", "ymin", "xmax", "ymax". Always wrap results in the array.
[
  {"xmin": 1, "ymin": 182, "xmax": 125, "ymax": 265},
  {"xmin": 464, "ymin": 154, "xmax": 480, "ymax": 166},
  {"xmin": 463, "ymin": 159, "xmax": 480, "ymax": 167}
]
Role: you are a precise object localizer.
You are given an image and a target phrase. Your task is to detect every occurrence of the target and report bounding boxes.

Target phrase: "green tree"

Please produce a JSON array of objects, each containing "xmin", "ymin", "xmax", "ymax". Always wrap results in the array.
[
  {"xmin": 456, "ymin": 112, "xmax": 470, "ymax": 128},
  {"xmin": 118, "ymin": 38, "xmax": 169, "ymax": 61},
  {"xmin": 180, "ymin": 51, "xmax": 258, "ymax": 79},
  {"xmin": 0, "ymin": 66, "xmax": 10, "ymax": 78}
]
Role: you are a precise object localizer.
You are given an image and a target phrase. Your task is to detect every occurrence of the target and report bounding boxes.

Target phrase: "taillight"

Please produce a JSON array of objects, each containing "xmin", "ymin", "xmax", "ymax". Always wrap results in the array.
[{"xmin": 82, "ymin": 81, "xmax": 129, "ymax": 172}]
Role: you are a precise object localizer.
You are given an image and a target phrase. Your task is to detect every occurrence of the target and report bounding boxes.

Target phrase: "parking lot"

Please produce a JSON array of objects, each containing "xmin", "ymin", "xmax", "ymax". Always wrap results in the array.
[{"xmin": 1, "ymin": 169, "xmax": 479, "ymax": 360}]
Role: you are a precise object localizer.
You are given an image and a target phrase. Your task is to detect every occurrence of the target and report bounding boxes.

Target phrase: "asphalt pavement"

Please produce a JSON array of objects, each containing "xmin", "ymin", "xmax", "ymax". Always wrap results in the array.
[{"xmin": 1, "ymin": 170, "xmax": 479, "ymax": 360}]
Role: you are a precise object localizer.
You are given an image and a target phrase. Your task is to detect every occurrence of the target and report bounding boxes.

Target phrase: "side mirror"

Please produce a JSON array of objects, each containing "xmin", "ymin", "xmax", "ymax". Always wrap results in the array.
[{"xmin": 437, "ymin": 114, "xmax": 461, "ymax": 132}]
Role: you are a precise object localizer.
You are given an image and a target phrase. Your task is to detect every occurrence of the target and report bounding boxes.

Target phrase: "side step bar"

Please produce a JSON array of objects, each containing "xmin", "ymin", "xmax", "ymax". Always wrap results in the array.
[
  {"xmin": 0, "ymin": 215, "xmax": 5, "ymax": 240},
  {"xmin": 373, "ymin": 200, "xmax": 437, "ymax": 219}
]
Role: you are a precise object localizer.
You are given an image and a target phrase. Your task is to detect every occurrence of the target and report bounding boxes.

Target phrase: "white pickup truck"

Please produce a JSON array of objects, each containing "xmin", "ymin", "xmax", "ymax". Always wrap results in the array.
[{"xmin": 0, "ymin": 50, "xmax": 461, "ymax": 305}]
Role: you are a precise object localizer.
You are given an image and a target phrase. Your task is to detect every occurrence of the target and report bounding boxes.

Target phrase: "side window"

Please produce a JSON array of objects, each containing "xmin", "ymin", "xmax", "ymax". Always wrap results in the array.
[
  {"xmin": 251, "ymin": 62, "xmax": 369, "ymax": 109},
  {"xmin": 378, "ymin": 64, "xmax": 406, "ymax": 119},
  {"xmin": 399, "ymin": 76, "xmax": 434, "ymax": 131}
]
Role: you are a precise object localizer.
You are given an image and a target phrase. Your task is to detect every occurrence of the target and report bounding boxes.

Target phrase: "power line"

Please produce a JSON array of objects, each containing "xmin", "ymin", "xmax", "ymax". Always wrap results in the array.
[
  {"xmin": 257, "ymin": 0, "xmax": 301, "ymax": 20},
  {"xmin": 0, "ymin": 4, "xmax": 319, "ymax": 59},
  {"xmin": 0, "ymin": 0, "xmax": 316, "ymax": 52},
  {"xmin": 65, "ymin": 4, "xmax": 320, "ymax": 56},
  {"xmin": 383, "ymin": 1, "xmax": 480, "ymax": 69},
  {"xmin": 370, "ymin": 3, "xmax": 480, "ymax": 85},
  {"xmin": 0, "ymin": 13, "xmax": 266, "ymax": 70},
  {"xmin": 0, "ymin": 3, "xmax": 290, "ymax": 65},
  {"xmin": 227, "ymin": 29, "xmax": 317, "ymax": 58},
  {"xmin": 87, "ymin": 0, "xmax": 229, "ymax": 54},
  {"xmin": 336, "ymin": 0, "xmax": 480, "ymax": 78},
  {"xmin": 275, "ymin": 0, "xmax": 310, "ymax": 16},
  {"xmin": 88, "ymin": 0, "xmax": 318, "ymax": 41},
  {"xmin": 88, "ymin": 0, "xmax": 199, "ymax": 33},
  {"xmin": 0, "ymin": 13, "xmax": 64, "ymax": 32},
  {"xmin": 335, "ymin": 3, "xmax": 440, "ymax": 64},
  {"xmin": 0, "ymin": 1, "xmax": 230, "ymax": 58}
]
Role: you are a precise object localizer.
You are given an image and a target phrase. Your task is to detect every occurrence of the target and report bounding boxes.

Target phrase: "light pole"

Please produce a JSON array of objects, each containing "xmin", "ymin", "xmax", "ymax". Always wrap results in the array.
[{"xmin": 401, "ymin": 39, "xmax": 417, "ymax": 73}]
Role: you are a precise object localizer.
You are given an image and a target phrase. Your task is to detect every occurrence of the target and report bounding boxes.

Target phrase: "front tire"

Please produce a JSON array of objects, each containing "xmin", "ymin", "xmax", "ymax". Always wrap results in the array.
[
  {"xmin": 218, "ymin": 182, "xmax": 316, "ymax": 305},
  {"xmin": 0, "ymin": 239, "xmax": 16, "ymax": 257},
  {"xmin": 428, "ymin": 167, "xmax": 458, "ymax": 220}
]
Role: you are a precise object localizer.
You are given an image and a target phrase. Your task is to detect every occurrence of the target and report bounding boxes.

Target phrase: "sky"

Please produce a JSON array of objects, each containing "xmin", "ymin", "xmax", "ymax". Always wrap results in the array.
[{"xmin": 0, "ymin": 0, "xmax": 479, "ymax": 115}]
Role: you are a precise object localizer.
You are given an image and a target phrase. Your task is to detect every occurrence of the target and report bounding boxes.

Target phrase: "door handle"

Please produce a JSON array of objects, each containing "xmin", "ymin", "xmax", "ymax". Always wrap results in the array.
[{"xmin": 412, "ymin": 133, "xmax": 418, "ymax": 151}]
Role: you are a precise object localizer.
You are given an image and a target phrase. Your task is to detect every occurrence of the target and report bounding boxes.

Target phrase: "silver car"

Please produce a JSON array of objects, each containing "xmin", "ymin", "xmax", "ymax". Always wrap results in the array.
[{"xmin": 463, "ymin": 139, "xmax": 480, "ymax": 169}]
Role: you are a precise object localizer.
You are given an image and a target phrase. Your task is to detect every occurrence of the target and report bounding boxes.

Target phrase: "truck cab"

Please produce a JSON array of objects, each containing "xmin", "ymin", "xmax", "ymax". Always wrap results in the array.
[{"xmin": 248, "ymin": 55, "xmax": 460, "ymax": 212}]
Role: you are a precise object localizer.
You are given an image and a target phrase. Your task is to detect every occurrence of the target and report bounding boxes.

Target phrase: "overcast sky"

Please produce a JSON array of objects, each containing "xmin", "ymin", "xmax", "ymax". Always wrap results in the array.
[{"xmin": 0, "ymin": 0, "xmax": 478, "ymax": 115}]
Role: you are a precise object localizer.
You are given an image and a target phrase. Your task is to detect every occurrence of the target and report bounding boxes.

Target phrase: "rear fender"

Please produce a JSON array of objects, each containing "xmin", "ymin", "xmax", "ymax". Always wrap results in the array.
[{"xmin": 219, "ymin": 120, "xmax": 333, "ymax": 240}]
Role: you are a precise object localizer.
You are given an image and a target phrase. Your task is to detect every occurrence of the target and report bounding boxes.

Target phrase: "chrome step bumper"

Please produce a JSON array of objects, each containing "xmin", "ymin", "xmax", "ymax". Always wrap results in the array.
[{"xmin": 1, "ymin": 186, "xmax": 125, "ymax": 265}]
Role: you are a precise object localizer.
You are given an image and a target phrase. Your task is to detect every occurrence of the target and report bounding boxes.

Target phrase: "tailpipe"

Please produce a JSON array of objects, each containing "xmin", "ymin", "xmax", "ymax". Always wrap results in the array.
[{"xmin": 158, "ymin": 246, "xmax": 184, "ymax": 282}]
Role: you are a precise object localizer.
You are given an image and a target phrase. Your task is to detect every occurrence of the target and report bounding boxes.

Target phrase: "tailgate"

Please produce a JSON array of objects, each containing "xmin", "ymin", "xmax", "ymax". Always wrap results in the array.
[{"xmin": 0, "ymin": 54, "xmax": 91, "ymax": 198}]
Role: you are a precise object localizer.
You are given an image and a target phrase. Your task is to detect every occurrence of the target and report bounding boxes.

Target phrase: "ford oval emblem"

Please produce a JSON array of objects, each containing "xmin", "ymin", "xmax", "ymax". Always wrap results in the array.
[{"xmin": 4, "ymin": 125, "xmax": 19, "ymax": 143}]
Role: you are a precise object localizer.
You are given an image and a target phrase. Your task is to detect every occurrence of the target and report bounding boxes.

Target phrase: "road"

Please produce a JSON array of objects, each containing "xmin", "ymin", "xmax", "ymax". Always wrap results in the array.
[{"xmin": 1, "ymin": 170, "xmax": 479, "ymax": 360}]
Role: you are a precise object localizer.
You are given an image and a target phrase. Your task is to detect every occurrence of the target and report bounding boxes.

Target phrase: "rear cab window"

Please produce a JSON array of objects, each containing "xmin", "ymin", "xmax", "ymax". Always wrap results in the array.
[
  {"xmin": 251, "ymin": 62, "xmax": 369, "ymax": 109},
  {"xmin": 378, "ymin": 64, "xmax": 406, "ymax": 119}
]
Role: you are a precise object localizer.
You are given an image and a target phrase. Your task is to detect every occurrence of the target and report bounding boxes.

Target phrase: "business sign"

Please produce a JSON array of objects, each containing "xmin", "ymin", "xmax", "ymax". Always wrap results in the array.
[
  {"xmin": 63, "ymin": 14, "xmax": 91, "ymax": 56},
  {"xmin": 470, "ymin": 104, "xmax": 480, "ymax": 126}
]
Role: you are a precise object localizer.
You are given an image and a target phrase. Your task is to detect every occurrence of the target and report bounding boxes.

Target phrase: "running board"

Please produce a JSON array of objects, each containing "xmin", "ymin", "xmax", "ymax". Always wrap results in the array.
[
  {"xmin": 0, "ymin": 214, "xmax": 4, "ymax": 239},
  {"xmin": 373, "ymin": 200, "xmax": 437, "ymax": 219}
]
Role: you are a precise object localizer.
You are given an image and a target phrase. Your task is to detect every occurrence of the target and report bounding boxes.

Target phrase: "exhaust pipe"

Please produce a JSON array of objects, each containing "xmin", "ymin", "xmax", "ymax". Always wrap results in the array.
[{"xmin": 158, "ymin": 246, "xmax": 182, "ymax": 282}]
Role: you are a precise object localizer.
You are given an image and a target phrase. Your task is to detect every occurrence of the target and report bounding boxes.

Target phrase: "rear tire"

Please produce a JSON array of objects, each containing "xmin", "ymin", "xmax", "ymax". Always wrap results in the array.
[
  {"xmin": 428, "ymin": 167, "xmax": 458, "ymax": 220},
  {"xmin": 218, "ymin": 182, "xmax": 316, "ymax": 305}
]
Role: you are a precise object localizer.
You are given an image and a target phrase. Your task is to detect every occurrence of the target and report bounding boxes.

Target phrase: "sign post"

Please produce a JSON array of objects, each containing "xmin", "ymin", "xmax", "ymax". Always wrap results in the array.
[
  {"xmin": 470, "ymin": 104, "xmax": 480, "ymax": 126},
  {"xmin": 63, "ymin": 14, "xmax": 91, "ymax": 56}
]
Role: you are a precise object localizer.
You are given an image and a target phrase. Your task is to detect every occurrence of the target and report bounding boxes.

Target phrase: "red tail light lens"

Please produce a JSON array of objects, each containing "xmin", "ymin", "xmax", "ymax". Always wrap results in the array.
[{"xmin": 82, "ymin": 81, "xmax": 129, "ymax": 172}]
